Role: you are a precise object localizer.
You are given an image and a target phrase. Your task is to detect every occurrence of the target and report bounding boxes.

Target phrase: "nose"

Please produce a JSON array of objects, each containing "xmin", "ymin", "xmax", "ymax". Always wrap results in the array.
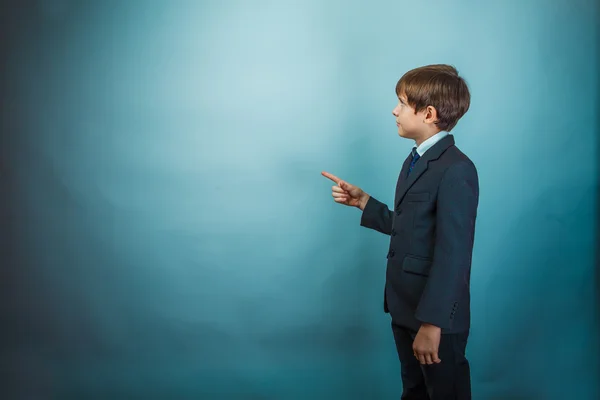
[{"xmin": 392, "ymin": 106, "xmax": 399, "ymax": 117}]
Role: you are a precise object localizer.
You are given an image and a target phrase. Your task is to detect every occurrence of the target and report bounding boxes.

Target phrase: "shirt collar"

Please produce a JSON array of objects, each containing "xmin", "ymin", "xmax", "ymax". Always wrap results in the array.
[{"xmin": 415, "ymin": 131, "xmax": 450, "ymax": 156}]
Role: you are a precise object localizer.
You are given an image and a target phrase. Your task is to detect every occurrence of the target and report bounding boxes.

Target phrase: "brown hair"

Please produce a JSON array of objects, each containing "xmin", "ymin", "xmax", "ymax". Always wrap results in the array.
[{"xmin": 395, "ymin": 64, "xmax": 470, "ymax": 132}]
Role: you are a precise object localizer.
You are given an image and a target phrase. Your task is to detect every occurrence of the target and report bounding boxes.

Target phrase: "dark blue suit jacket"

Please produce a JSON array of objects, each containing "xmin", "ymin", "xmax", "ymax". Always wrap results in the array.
[{"xmin": 360, "ymin": 134, "xmax": 479, "ymax": 334}]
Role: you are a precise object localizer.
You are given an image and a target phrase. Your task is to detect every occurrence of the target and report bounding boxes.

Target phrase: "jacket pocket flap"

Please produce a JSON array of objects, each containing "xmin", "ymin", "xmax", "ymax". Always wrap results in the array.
[
  {"xmin": 405, "ymin": 192, "xmax": 430, "ymax": 202},
  {"xmin": 402, "ymin": 255, "xmax": 432, "ymax": 276}
]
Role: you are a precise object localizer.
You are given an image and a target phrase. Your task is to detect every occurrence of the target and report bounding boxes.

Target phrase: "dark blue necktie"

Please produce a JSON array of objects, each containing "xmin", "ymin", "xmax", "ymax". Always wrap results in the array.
[{"xmin": 407, "ymin": 147, "xmax": 420, "ymax": 177}]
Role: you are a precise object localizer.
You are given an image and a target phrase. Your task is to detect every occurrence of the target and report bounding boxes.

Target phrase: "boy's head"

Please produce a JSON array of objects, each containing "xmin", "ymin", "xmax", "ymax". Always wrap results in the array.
[{"xmin": 392, "ymin": 64, "xmax": 470, "ymax": 143}]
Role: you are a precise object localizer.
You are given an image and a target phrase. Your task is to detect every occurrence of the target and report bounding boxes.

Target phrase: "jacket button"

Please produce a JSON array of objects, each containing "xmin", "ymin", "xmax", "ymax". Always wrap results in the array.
[
  {"xmin": 396, "ymin": 210, "xmax": 401, "ymax": 216},
  {"xmin": 388, "ymin": 249, "xmax": 395, "ymax": 258},
  {"xmin": 391, "ymin": 229, "xmax": 396, "ymax": 236}
]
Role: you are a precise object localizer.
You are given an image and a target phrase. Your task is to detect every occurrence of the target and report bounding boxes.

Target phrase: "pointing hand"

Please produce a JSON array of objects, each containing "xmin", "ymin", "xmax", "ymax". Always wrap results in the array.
[{"xmin": 321, "ymin": 171, "xmax": 369, "ymax": 210}]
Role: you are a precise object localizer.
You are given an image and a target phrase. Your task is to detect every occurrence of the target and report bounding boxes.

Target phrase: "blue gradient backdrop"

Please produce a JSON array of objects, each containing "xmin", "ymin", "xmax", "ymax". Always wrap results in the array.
[{"xmin": 1, "ymin": 0, "xmax": 598, "ymax": 399}]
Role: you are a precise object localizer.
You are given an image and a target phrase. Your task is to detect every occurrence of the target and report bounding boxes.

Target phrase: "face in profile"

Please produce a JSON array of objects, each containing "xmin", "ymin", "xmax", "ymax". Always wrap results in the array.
[{"xmin": 392, "ymin": 94, "xmax": 422, "ymax": 140}]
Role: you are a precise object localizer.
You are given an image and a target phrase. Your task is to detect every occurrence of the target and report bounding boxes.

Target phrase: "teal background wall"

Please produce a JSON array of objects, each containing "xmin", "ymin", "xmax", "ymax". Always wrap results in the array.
[{"xmin": 1, "ymin": 0, "xmax": 598, "ymax": 399}]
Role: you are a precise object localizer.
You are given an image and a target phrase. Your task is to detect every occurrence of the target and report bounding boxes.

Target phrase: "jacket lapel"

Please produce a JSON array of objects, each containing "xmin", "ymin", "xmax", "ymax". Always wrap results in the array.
[
  {"xmin": 395, "ymin": 152, "xmax": 413, "ymax": 192},
  {"xmin": 394, "ymin": 134, "xmax": 455, "ymax": 209}
]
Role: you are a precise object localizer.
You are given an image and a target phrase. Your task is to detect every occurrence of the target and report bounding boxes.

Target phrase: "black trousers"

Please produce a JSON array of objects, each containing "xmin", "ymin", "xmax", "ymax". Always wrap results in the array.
[{"xmin": 391, "ymin": 322, "xmax": 471, "ymax": 400}]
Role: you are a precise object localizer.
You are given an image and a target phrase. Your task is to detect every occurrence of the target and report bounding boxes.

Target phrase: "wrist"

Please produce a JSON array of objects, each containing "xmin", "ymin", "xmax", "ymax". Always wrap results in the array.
[
  {"xmin": 359, "ymin": 193, "xmax": 370, "ymax": 210},
  {"xmin": 420, "ymin": 322, "xmax": 441, "ymax": 332}
]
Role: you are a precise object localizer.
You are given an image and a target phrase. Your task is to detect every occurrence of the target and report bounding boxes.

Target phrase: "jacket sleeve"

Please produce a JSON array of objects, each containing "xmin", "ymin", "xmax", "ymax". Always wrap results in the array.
[
  {"xmin": 415, "ymin": 161, "xmax": 479, "ymax": 329},
  {"xmin": 359, "ymin": 196, "xmax": 393, "ymax": 235}
]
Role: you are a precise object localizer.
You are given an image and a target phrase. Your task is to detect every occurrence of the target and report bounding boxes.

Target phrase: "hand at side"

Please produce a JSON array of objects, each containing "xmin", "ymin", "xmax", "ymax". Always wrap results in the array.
[{"xmin": 413, "ymin": 323, "xmax": 442, "ymax": 365}]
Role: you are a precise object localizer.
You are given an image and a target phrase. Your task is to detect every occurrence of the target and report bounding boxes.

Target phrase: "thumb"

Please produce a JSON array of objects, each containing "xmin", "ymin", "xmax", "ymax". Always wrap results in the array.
[
  {"xmin": 340, "ymin": 181, "xmax": 355, "ymax": 192},
  {"xmin": 339, "ymin": 181, "xmax": 351, "ymax": 191}
]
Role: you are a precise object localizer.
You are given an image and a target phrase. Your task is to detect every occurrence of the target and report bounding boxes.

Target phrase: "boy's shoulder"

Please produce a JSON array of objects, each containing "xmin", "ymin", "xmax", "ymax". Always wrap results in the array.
[
  {"xmin": 437, "ymin": 144, "xmax": 478, "ymax": 181},
  {"xmin": 439, "ymin": 143, "xmax": 476, "ymax": 169}
]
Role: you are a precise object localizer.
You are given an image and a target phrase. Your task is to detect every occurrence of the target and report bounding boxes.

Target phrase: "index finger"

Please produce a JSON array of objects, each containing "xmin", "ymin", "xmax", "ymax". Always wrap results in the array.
[{"xmin": 321, "ymin": 171, "xmax": 342, "ymax": 185}]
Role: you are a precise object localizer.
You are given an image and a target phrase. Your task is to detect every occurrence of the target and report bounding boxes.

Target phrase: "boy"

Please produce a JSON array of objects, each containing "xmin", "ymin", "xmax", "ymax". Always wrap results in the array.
[{"xmin": 322, "ymin": 64, "xmax": 478, "ymax": 399}]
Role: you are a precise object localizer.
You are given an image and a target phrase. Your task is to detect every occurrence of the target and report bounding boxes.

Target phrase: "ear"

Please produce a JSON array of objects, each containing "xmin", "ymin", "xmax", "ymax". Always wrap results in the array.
[{"xmin": 423, "ymin": 105, "xmax": 438, "ymax": 124}]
